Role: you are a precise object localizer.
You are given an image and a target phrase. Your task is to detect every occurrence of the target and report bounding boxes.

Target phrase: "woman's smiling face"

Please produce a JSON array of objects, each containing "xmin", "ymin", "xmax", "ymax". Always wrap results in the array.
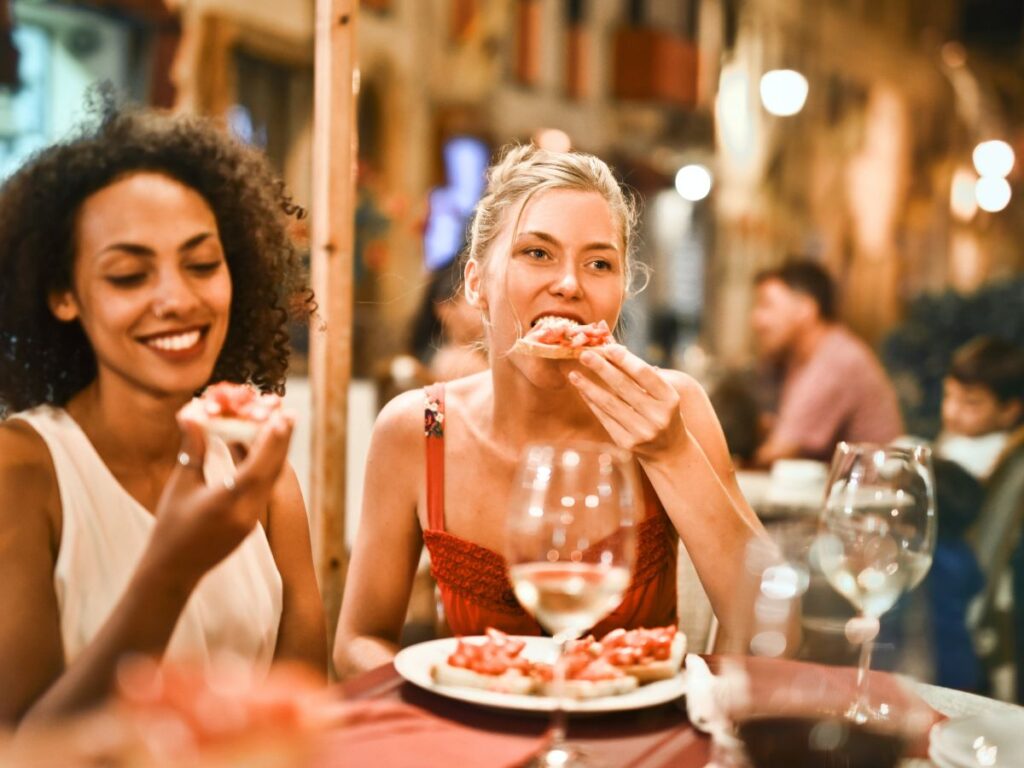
[
  {"xmin": 49, "ymin": 172, "xmax": 232, "ymax": 400},
  {"xmin": 467, "ymin": 188, "xmax": 625, "ymax": 382}
]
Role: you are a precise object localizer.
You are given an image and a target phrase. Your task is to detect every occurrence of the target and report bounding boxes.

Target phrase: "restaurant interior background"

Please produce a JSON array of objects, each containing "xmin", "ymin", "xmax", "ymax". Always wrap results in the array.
[{"xmin": 2, "ymin": 0, "xmax": 1023, "ymax": 694}]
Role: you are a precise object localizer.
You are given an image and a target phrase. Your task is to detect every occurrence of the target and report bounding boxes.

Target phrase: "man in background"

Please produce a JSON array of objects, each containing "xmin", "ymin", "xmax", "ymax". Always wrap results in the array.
[{"xmin": 750, "ymin": 259, "xmax": 903, "ymax": 467}]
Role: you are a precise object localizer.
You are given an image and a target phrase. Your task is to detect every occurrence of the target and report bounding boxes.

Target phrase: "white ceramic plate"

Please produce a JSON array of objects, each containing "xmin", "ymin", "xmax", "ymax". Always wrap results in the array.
[
  {"xmin": 929, "ymin": 711, "xmax": 1024, "ymax": 767},
  {"xmin": 394, "ymin": 636, "xmax": 686, "ymax": 714}
]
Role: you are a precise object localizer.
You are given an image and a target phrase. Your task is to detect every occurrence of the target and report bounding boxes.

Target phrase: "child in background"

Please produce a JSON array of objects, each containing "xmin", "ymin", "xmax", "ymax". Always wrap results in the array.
[{"xmin": 938, "ymin": 336, "xmax": 1024, "ymax": 480}]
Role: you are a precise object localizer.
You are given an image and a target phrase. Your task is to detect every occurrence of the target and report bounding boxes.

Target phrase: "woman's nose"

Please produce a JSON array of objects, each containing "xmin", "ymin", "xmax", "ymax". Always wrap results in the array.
[
  {"xmin": 550, "ymin": 264, "xmax": 582, "ymax": 298},
  {"xmin": 152, "ymin": 269, "xmax": 200, "ymax": 319}
]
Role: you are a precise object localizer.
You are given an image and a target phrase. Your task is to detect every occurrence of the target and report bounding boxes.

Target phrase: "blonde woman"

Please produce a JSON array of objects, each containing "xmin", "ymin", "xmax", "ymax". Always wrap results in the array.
[{"xmin": 335, "ymin": 145, "xmax": 764, "ymax": 675}]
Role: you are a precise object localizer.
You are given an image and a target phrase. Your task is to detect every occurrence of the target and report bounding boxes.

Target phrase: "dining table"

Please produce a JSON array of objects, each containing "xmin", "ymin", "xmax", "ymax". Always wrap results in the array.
[
  {"xmin": 324, "ymin": 653, "xmax": 1024, "ymax": 768},
  {"xmin": 333, "ymin": 658, "xmax": 707, "ymax": 768}
]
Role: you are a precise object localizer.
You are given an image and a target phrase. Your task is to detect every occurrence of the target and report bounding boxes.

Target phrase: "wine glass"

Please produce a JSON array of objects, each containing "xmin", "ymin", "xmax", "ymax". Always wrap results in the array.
[
  {"xmin": 715, "ymin": 520, "xmax": 933, "ymax": 768},
  {"xmin": 506, "ymin": 442, "xmax": 638, "ymax": 768},
  {"xmin": 817, "ymin": 442, "xmax": 936, "ymax": 723}
]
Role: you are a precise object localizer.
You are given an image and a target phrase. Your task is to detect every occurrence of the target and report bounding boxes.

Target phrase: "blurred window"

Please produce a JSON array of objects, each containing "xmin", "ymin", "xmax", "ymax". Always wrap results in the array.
[
  {"xmin": 0, "ymin": 2, "xmax": 133, "ymax": 178},
  {"xmin": 424, "ymin": 136, "xmax": 488, "ymax": 270}
]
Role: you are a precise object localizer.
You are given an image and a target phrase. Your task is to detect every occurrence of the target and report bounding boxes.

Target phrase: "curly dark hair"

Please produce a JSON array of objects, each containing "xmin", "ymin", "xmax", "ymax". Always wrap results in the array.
[{"xmin": 0, "ymin": 99, "xmax": 311, "ymax": 413}]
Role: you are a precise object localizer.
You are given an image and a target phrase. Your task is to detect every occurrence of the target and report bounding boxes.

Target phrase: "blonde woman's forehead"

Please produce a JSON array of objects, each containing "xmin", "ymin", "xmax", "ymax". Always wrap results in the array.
[{"xmin": 494, "ymin": 188, "xmax": 623, "ymax": 249}]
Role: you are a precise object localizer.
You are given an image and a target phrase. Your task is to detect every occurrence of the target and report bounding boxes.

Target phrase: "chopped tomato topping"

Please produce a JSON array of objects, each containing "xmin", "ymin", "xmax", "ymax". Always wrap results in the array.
[
  {"xmin": 197, "ymin": 382, "xmax": 282, "ymax": 421},
  {"xmin": 523, "ymin": 318, "xmax": 613, "ymax": 349}
]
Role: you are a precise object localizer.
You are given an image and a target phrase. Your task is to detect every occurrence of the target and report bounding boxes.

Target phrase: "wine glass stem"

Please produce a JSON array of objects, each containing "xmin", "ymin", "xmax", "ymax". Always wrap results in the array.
[
  {"xmin": 853, "ymin": 624, "xmax": 875, "ymax": 722},
  {"xmin": 549, "ymin": 635, "xmax": 571, "ymax": 749}
]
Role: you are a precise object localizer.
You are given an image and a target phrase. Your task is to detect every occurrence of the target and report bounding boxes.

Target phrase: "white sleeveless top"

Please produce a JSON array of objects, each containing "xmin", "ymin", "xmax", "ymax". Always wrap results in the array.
[{"xmin": 15, "ymin": 406, "xmax": 282, "ymax": 674}]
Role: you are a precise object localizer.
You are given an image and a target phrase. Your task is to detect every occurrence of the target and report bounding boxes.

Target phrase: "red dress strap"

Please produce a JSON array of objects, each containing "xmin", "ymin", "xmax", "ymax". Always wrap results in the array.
[{"xmin": 424, "ymin": 383, "xmax": 446, "ymax": 532}]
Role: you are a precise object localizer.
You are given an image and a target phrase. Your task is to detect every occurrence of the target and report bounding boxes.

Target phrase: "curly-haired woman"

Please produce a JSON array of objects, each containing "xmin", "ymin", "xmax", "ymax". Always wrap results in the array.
[{"xmin": 0, "ymin": 104, "xmax": 325, "ymax": 725}]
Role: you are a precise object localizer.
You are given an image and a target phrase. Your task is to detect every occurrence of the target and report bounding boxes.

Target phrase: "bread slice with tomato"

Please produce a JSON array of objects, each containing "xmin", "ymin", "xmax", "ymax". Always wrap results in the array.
[
  {"xmin": 598, "ymin": 626, "xmax": 686, "ymax": 683},
  {"xmin": 512, "ymin": 317, "xmax": 614, "ymax": 359},
  {"xmin": 537, "ymin": 637, "xmax": 639, "ymax": 699},
  {"xmin": 430, "ymin": 629, "xmax": 542, "ymax": 695},
  {"xmin": 179, "ymin": 382, "xmax": 284, "ymax": 447}
]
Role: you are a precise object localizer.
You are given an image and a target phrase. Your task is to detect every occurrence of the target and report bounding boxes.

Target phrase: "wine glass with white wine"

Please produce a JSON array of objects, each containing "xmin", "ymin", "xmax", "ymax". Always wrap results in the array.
[
  {"xmin": 506, "ymin": 442, "xmax": 638, "ymax": 768},
  {"xmin": 817, "ymin": 442, "xmax": 936, "ymax": 723}
]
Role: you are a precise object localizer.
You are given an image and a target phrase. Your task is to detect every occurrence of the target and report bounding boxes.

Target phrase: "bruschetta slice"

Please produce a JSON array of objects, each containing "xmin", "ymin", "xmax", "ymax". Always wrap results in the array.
[
  {"xmin": 512, "ymin": 317, "xmax": 614, "ymax": 359},
  {"xmin": 179, "ymin": 382, "xmax": 284, "ymax": 447}
]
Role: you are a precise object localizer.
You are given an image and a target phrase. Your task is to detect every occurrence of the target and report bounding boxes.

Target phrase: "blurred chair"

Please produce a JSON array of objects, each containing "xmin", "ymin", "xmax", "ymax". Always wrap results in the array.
[{"xmin": 966, "ymin": 439, "xmax": 1024, "ymax": 699}]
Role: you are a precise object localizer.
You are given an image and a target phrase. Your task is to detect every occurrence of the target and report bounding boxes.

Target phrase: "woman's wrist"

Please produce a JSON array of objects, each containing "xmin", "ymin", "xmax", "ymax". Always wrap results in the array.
[{"xmin": 133, "ymin": 549, "xmax": 201, "ymax": 605}]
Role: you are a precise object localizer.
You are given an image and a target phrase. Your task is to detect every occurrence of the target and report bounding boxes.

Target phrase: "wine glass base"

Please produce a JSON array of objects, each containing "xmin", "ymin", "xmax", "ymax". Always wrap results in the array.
[
  {"xmin": 527, "ymin": 742, "xmax": 602, "ymax": 768},
  {"xmin": 844, "ymin": 699, "xmax": 890, "ymax": 726}
]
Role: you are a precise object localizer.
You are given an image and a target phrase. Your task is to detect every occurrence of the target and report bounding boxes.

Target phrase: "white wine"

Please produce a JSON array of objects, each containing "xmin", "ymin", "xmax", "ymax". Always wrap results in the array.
[
  {"xmin": 818, "ymin": 517, "xmax": 932, "ymax": 617},
  {"xmin": 509, "ymin": 562, "xmax": 631, "ymax": 637}
]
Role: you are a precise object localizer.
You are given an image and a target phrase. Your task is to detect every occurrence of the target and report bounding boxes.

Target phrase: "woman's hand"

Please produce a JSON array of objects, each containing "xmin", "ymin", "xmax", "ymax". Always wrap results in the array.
[
  {"xmin": 141, "ymin": 411, "xmax": 295, "ymax": 590},
  {"xmin": 568, "ymin": 345, "xmax": 689, "ymax": 461}
]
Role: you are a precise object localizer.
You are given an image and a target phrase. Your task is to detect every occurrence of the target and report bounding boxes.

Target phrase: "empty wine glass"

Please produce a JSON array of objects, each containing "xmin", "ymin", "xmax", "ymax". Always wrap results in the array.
[
  {"xmin": 817, "ymin": 442, "xmax": 936, "ymax": 723},
  {"xmin": 506, "ymin": 442, "xmax": 638, "ymax": 768}
]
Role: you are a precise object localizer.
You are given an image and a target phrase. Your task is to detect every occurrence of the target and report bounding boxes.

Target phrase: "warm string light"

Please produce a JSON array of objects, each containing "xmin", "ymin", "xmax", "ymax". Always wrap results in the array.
[
  {"xmin": 759, "ymin": 69, "xmax": 809, "ymax": 117},
  {"xmin": 970, "ymin": 139, "xmax": 1014, "ymax": 213},
  {"xmin": 674, "ymin": 164, "xmax": 712, "ymax": 202}
]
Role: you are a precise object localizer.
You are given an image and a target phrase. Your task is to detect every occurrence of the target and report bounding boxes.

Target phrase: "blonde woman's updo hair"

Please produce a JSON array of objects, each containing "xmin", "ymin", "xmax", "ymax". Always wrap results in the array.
[{"xmin": 466, "ymin": 143, "xmax": 643, "ymax": 294}]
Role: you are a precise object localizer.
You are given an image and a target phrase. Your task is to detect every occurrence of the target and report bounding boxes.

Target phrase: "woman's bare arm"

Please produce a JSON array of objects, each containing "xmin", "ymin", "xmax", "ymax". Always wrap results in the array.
[
  {"xmin": 267, "ymin": 464, "xmax": 327, "ymax": 673},
  {"xmin": 569, "ymin": 347, "xmax": 768, "ymax": 641},
  {"xmin": 333, "ymin": 391, "xmax": 425, "ymax": 678},
  {"xmin": 0, "ymin": 423, "xmax": 71, "ymax": 724},
  {"xmin": 4, "ymin": 414, "xmax": 295, "ymax": 726}
]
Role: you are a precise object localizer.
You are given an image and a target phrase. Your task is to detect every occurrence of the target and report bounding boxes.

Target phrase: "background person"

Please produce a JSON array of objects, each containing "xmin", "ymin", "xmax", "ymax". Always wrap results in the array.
[
  {"xmin": 936, "ymin": 335, "xmax": 1024, "ymax": 480},
  {"xmin": 0, "ymin": 104, "xmax": 326, "ymax": 725},
  {"xmin": 407, "ymin": 258, "xmax": 488, "ymax": 383},
  {"xmin": 750, "ymin": 259, "xmax": 903, "ymax": 467}
]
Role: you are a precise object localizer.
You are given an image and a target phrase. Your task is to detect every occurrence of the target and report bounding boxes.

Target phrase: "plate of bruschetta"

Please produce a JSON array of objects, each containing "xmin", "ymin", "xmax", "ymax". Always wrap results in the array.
[{"xmin": 394, "ymin": 626, "xmax": 687, "ymax": 714}]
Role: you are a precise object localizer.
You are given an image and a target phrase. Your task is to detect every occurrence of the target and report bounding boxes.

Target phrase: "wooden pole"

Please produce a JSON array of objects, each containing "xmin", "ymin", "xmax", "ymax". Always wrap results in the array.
[{"xmin": 310, "ymin": 0, "xmax": 357, "ymax": 665}]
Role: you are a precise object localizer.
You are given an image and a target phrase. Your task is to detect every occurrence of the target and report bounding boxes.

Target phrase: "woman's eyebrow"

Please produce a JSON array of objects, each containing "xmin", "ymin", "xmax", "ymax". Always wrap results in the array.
[
  {"xmin": 97, "ymin": 231, "xmax": 215, "ymax": 258},
  {"xmin": 515, "ymin": 230, "xmax": 618, "ymax": 252},
  {"xmin": 179, "ymin": 231, "xmax": 216, "ymax": 252}
]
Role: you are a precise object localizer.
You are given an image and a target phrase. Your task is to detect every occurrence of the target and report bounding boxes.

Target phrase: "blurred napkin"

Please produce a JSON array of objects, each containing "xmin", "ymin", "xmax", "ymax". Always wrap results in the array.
[
  {"xmin": 311, "ymin": 700, "xmax": 544, "ymax": 768},
  {"xmin": 685, "ymin": 653, "xmax": 747, "ymax": 759}
]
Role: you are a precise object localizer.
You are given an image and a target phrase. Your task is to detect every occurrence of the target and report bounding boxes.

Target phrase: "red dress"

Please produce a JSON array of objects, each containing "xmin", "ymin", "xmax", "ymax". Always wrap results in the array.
[{"xmin": 421, "ymin": 383, "xmax": 678, "ymax": 637}]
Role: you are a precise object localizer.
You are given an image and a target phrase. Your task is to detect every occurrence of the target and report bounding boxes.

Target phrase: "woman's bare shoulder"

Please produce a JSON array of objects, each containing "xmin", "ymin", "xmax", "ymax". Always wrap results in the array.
[
  {"xmin": 0, "ymin": 419, "xmax": 59, "ymax": 527},
  {"xmin": 373, "ymin": 388, "xmax": 428, "ymax": 439},
  {"xmin": 0, "ymin": 418, "xmax": 54, "ymax": 477}
]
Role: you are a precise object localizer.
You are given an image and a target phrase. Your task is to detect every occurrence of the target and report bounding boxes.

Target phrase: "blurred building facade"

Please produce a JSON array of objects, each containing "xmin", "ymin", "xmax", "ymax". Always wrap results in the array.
[
  {"xmin": 352, "ymin": 0, "xmax": 1024, "ymax": 375},
  {"xmin": 2, "ymin": 0, "xmax": 1021, "ymax": 375}
]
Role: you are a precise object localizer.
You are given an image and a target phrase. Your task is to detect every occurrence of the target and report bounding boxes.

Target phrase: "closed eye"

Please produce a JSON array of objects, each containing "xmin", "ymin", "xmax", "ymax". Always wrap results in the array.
[
  {"xmin": 105, "ymin": 273, "xmax": 147, "ymax": 287},
  {"xmin": 188, "ymin": 260, "xmax": 224, "ymax": 275}
]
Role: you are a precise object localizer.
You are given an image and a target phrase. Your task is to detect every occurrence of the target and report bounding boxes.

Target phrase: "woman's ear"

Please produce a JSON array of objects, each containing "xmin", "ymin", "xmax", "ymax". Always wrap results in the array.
[
  {"xmin": 48, "ymin": 291, "xmax": 80, "ymax": 322},
  {"xmin": 464, "ymin": 258, "xmax": 487, "ymax": 312}
]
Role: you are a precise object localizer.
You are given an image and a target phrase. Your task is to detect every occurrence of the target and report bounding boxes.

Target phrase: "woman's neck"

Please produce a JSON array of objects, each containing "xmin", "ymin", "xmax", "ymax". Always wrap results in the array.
[
  {"xmin": 487, "ymin": 360, "xmax": 609, "ymax": 447},
  {"xmin": 65, "ymin": 378, "xmax": 189, "ymax": 469}
]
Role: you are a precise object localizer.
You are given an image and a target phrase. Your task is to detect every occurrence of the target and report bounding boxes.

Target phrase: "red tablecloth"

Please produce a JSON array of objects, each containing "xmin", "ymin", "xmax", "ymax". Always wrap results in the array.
[
  {"xmin": 322, "ymin": 662, "xmax": 709, "ymax": 767},
  {"xmin": 313, "ymin": 655, "xmax": 943, "ymax": 768}
]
